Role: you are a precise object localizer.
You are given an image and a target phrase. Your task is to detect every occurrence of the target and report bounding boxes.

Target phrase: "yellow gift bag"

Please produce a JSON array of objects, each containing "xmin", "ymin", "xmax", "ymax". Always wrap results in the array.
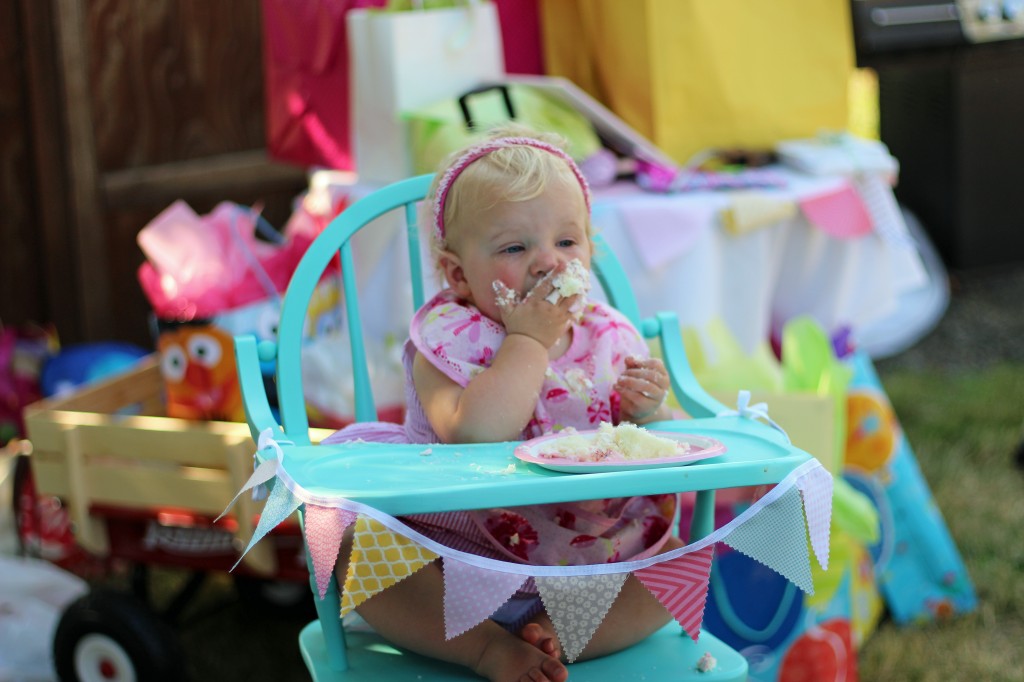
[{"xmin": 540, "ymin": 0, "xmax": 855, "ymax": 164}]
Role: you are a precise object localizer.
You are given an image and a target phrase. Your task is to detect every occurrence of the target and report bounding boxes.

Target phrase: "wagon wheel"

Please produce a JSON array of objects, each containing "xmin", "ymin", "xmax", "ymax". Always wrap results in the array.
[{"xmin": 53, "ymin": 589, "xmax": 187, "ymax": 682}]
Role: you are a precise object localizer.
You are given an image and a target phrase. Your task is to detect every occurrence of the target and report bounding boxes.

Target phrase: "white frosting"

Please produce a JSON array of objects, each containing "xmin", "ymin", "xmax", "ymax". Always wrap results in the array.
[
  {"xmin": 537, "ymin": 422, "xmax": 689, "ymax": 462},
  {"xmin": 492, "ymin": 280, "xmax": 519, "ymax": 307},
  {"xmin": 544, "ymin": 258, "xmax": 591, "ymax": 305}
]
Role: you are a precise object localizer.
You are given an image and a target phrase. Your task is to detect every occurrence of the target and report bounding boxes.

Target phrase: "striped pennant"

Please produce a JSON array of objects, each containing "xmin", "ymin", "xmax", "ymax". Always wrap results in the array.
[{"xmin": 635, "ymin": 544, "xmax": 715, "ymax": 641}]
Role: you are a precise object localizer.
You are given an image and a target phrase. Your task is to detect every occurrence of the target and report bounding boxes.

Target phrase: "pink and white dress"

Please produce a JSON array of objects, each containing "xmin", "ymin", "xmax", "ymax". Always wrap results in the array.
[{"xmin": 323, "ymin": 289, "xmax": 677, "ymax": 568}]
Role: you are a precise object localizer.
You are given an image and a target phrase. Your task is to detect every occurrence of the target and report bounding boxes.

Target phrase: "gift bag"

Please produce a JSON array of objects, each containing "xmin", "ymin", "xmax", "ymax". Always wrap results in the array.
[
  {"xmin": 138, "ymin": 200, "xmax": 341, "ymax": 423},
  {"xmin": 493, "ymin": 0, "xmax": 543, "ymax": 75},
  {"xmin": 842, "ymin": 351, "xmax": 977, "ymax": 624},
  {"xmin": 405, "ymin": 82, "xmax": 603, "ymax": 176},
  {"xmin": 262, "ymin": 0, "xmax": 387, "ymax": 170},
  {"xmin": 347, "ymin": 0, "xmax": 505, "ymax": 183},
  {"xmin": 539, "ymin": 0, "xmax": 855, "ymax": 164}
]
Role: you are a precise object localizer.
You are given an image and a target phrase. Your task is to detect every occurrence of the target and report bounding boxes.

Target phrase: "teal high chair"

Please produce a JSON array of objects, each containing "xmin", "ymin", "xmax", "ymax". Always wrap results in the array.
[{"xmin": 233, "ymin": 175, "xmax": 828, "ymax": 681}]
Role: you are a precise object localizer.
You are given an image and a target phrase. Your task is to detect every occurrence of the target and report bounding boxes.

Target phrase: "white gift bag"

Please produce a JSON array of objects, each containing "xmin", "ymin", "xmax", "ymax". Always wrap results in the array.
[{"xmin": 347, "ymin": 1, "xmax": 505, "ymax": 184}]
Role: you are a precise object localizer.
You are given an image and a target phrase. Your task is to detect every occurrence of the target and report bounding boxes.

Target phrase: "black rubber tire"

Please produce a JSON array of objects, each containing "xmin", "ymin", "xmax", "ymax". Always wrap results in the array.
[{"xmin": 53, "ymin": 589, "xmax": 188, "ymax": 682}]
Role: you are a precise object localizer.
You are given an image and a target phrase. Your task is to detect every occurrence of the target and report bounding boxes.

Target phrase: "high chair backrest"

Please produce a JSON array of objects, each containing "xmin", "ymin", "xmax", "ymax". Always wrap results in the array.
[{"xmin": 262, "ymin": 173, "xmax": 651, "ymax": 445}]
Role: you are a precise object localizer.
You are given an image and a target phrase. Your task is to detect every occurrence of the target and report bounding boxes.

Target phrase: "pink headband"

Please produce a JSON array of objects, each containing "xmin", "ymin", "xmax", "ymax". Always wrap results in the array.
[{"xmin": 432, "ymin": 136, "xmax": 592, "ymax": 243}]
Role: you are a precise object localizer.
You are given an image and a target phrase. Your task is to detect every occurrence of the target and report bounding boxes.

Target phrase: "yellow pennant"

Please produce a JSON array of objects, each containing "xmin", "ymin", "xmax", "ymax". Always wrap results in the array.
[
  {"xmin": 341, "ymin": 516, "xmax": 439, "ymax": 616},
  {"xmin": 721, "ymin": 193, "xmax": 797, "ymax": 236}
]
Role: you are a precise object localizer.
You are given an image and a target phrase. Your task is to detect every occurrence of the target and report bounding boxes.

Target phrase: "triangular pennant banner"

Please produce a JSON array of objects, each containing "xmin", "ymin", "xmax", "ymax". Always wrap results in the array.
[
  {"xmin": 216, "ymin": 457, "xmax": 278, "ymax": 522},
  {"xmin": 341, "ymin": 516, "xmax": 439, "ymax": 616},
  {"xmin": 723, "ymin": 486, "xmax": 814, "ymax": 594},
  {"xmin": 721, "ymin": 192, "xmax": 798, "ymax": 235},
  {"xmin": 617, "ymin": 200, "xmax": 714, "ymax": 271},
  {"xmin": 305, "ymin": 505, "xmax": 358, "ymax": 600},
  {"xmin": 442, "ymin": 558, "xmax": 528, "ymax": 639},
  {"xmin": 853, "ymin": 174, "xmax": 915, "ymax": 247},
  {"xmin": 535, "ymin": 573, "xmax": 628, "ymax": 662},
  {"xmin": 799, "ymin": 183, "xmax": 874, "ymax": 239},
  {"xmin": 796, "ymin": 466, "xmax": 834, "ymax": 570},
  {"xmin": 635, "ymin": 544, "xmax": 715, "ymax": 641},
  {"xmin": 232, "ymin": 480, "xmax": 301, "ymax": 570}
]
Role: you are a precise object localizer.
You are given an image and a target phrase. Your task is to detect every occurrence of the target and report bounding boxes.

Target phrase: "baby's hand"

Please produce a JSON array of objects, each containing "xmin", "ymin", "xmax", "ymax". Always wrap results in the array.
[
  {"xmin": 614, "ymin": 355, "xmax": 670, "ymax": 423},
  {"xmin": 493, "ymin": 266, "xmax": 580, "ymax": 349}
]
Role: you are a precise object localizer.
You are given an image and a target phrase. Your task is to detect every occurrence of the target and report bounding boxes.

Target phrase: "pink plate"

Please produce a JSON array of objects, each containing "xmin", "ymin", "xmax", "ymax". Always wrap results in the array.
[{"xmin": 514, "ymin": 430, "xmax": 726, "ymax": 473}]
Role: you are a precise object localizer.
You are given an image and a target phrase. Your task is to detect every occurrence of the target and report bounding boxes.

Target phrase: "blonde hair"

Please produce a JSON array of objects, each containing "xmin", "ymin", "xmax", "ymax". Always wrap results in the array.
[{"xmin": 426, "ymin": 123, "xmax": 592, "ymax": 261}]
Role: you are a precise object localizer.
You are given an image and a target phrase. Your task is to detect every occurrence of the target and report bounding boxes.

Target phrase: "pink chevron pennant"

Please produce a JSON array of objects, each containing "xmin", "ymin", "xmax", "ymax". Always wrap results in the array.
[
  {"xmin": 635, "ymin": 544, "xmax": 715, "ymax": 641},
  {"xmin": 796, "ymin": 465, "xmax": 834, "ymax": 570},
  {"xmin": 442, "ymin": 558, "xmax": 528, "ymax": 639},
  {"xmin": 723, "ymin": 486, "xmax": 814, "ymax": 594},
  {"xmin": 304, "ymin": 505, "xmax": 359, "ymax": 599},
  {"xmin": 535, "ymin": 573, "xmax": 628, "ymax": 663}
]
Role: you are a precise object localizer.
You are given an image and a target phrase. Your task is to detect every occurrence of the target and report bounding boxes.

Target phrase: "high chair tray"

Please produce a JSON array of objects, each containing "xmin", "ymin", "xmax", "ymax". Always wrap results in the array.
[{"xmin": 275, "ymin": 417, "xmax": 806, "ymax": 516}]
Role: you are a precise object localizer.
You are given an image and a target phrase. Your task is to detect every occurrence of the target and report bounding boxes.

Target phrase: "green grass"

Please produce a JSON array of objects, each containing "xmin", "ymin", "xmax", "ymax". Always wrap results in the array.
[{"xmin": 859, "ymin": 363, "xmax": 1024, "ymax": 682}]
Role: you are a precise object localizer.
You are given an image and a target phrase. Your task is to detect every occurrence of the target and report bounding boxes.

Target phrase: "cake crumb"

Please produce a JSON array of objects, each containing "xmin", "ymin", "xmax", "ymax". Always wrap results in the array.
[
  {"xmin": 696, "ymin": 652, "xmax": 717, "ymax": 673},
  {"xmin": 419, "ymin": 448, "xmax": 432, "ymax": 456},
  {"xmin": 492, "ymin": 280, "xmax": 519, "ymax": 307}
]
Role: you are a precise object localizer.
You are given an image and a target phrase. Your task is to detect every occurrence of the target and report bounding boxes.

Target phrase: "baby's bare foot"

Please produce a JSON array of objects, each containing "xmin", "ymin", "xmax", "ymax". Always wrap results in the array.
[
  {"xmin": 521, "ymin": 620, "xmax": 560, "ymax": 659},
  {"xmin": 475, "ymin": 629, "xmax": 568, "ymax": 682}
]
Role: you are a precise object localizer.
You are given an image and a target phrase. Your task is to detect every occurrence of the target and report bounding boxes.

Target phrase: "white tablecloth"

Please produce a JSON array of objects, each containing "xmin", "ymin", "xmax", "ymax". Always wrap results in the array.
[{"xmin": 588, "ymin": 170, "xmax": 933, "ymax": 356}]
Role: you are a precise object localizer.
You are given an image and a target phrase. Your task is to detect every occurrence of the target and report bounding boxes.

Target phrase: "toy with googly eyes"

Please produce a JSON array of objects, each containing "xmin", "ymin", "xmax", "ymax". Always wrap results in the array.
[{"xmin": 157, "ymin": 321, "xmax": 243, "ymax": 421}]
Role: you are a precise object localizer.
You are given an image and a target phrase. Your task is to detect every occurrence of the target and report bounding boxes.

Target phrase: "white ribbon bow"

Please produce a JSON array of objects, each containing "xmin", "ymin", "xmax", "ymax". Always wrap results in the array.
[
  {"xmin": 250, "ymin": 428, "xmax": 294, "ymax": 501},
  {"xmin": 717, "ymin": 390, "xmax": 791, "ymax": 444},
  {"xmin": 217, "ymin": 429, "xmax": 291, "ymax": 518}
]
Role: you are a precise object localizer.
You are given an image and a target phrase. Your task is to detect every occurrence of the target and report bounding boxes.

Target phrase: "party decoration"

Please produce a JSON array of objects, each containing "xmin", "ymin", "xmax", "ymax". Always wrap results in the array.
[
  {"xmin": 798, "ymin": 184, "xmax": 874, "ymax": 239},
  {"xmin": 341, "ymin": 516, "xmax": 439, "ymax": 616},
  {"xmin": 795, "ymin": 464, "xmax": 834, "ymax": 570},
  {"xmin": 442, "ymin": 557, "xmax": 528, "ymax": 639},
  {"xmin": 305, "ymin": 504, "xmax": 358, "ymax": 599},
  {"xmin": 535, "ymin": 573, "xmax": 628, "ymax": 662},
  {"xmin": 721, "ymin": 193, "xmax": 798, "ymax": 235},
  {"xmin": 616, "ymin": 199, "xmax": 715, "ymax": 271},
  {"xmin": 723, "ymin": 487, "xmax": 814, "ymax": 594},
  {"xmin": 635, "ymin": 544, "xmax": 715, "ymax": 640},
  {"xmin": 231, "ymin": 479, "xmax": 301, "ymax": 571},
  {"xmin": 219, "ymin": 438, "xmax": 831, "ymax": 645}
]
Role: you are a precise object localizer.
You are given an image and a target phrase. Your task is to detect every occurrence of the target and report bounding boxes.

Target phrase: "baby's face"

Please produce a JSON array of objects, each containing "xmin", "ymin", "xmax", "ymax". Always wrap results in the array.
[{"xmin": 448, "ymin": 178, "xmax": 591, "ymax": 322}]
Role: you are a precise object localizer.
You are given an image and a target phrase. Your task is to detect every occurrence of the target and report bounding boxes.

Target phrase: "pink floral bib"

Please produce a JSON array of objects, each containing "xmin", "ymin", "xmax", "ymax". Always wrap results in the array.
[{"xmin": 409, "ymin": 289, "xmax": 650, "ymax": 438}]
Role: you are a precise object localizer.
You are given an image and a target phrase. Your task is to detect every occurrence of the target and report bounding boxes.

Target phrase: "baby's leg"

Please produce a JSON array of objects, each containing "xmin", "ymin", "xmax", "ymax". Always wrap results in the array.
[
  {"xmin": 572, "ymin": 535, "xmax": 686, "ymax": 661},
  {"xmin": 334, "ymin": 541, "xmax": 567, "ymax": 682}
]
